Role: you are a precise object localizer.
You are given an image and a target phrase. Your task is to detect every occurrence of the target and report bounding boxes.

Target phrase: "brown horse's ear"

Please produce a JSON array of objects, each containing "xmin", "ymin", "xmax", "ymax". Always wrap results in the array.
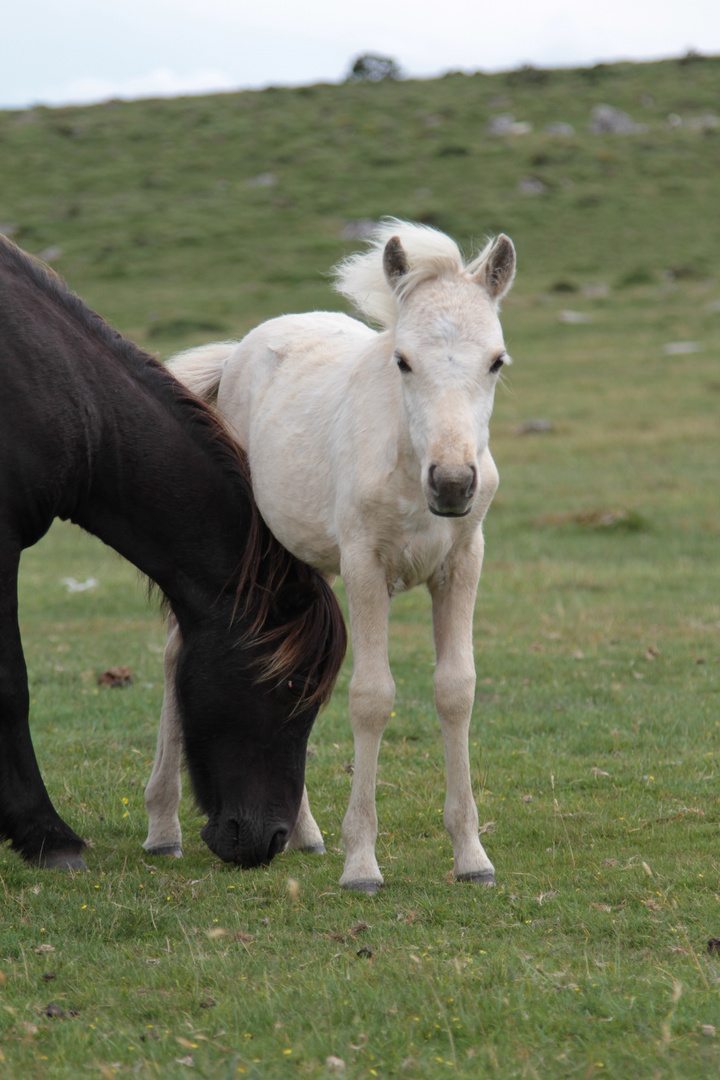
[
  {"xmin": 472, "ymin": 234, "xmax": 516, "ymax": 300},
  {"xmin": 383, "ymin": 236, "xmax": 409, "ymax": 287},
  {"xmin": 271, "ymin": 581, "xmax": 318, "ymax": 621}
]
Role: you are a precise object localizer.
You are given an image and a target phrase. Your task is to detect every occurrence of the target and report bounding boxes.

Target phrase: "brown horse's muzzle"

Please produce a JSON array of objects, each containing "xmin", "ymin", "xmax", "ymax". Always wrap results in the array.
[{"xmin": 201, "ymin": 815, "xmax": 289, "ymax": 867}]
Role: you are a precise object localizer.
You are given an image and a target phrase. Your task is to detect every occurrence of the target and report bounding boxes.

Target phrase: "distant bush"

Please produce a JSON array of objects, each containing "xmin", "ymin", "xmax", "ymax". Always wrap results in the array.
[
  {"xmin": 578, "ymin": 62, "xmax": 617, "ymax": 84},
  {"xmin": 505, "ymin": 64, "xmax": 551, "ymax": 87},
  {"xmin": 346, "ymin": 54, "xmax": 403, "ymax": 83},
  {"xmin": 147, "ymin": 317, "xmax": 228, "ymax": 339},
  {"xmin": 678, "ymin": 49, "xmax": 705, "ymax": 66},
  {"xmin": 617, "ymin": 266, "xmax": 655, "ymax": 287}
]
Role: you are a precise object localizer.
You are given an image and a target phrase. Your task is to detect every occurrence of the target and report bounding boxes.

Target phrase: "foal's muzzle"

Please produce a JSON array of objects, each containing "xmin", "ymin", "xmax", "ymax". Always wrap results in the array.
[{"xmin": 426, "ymin": 462, "xmax": 478, "ymax": 517}]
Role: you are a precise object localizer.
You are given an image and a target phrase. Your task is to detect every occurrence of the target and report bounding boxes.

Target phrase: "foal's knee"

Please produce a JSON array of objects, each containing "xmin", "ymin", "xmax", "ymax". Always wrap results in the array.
[
  {"xmin": 434, "ymin": 667, "xmax": 476, "ymax": 724},
  {"xmin": 349, "ymin": 670, "xmax": 395, "ymax": 735}
]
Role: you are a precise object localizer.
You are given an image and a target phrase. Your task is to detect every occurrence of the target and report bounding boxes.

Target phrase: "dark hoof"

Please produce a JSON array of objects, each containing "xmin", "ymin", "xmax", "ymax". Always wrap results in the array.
[
  {"xmin": 342, "ymin": 880, "xmax": 383, "ymax": 895},
  {"xmin": 298, "ymin": 843, "xmax": 326, "ymax": 855},
  {"xmin": 456, "ymin": 870, "xmax": 495, "ymax": 886},
  {"xmin": 41, "ymin": 851, "xmax": 89, "ymax": 871},
  {"xmin": 144, "ymin": 844, "xmax": 183, "ymax": 859}
]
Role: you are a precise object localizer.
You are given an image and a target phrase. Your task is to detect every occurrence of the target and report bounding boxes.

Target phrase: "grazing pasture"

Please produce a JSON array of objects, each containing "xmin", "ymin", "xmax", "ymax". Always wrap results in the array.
[{"xmin": 1, "ymin": 56, "xmax": 719, "ymax": 1077}]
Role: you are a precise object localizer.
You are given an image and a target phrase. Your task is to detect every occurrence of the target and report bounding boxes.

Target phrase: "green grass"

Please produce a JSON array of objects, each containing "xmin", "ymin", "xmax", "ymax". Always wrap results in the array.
[{"xmin": 1, "ymin": 55, "xmax": 720, "ymax": 1078}]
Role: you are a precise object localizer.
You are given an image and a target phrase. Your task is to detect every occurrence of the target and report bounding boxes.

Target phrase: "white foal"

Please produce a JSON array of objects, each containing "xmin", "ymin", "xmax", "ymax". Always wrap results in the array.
[{"xmin": 143, "ymin": 219, "xmax": 516, "ymax": 891}]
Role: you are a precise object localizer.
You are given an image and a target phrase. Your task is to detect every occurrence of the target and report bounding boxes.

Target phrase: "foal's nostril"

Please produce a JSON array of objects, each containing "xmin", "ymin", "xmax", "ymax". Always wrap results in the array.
[
  {"xmin": 427, "ymin": 463, "xmax": 439, "ymax": 496},
  {"xmin": 465, "ymin": 464, "xmax": 478, "ymax": 499}
]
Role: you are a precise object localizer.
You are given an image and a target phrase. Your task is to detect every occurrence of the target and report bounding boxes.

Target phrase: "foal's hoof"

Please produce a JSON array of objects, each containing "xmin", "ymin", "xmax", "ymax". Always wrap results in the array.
[
  {"xmin": 341, "ymin": 880, "xmax": 383, "ymax": 896},
  {"xmin": 41, "ymin": 851, "xmax": 89, "ymax": 872},
  {"xmin": 144, "ymin": 844, "xmax": 183, "ymax": 859},
  {"xmin": 296, "ymin": 843, "xmax": 326, "ymax": 855},
  {"xmin": 456, "ymin": 870, "xmax": 496, "ymax": 887}
]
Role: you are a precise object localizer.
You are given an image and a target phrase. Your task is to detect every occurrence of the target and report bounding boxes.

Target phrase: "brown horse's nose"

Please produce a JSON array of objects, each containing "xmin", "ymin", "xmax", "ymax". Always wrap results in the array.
[
  {"xmin": 201, "ymin": 817, "xmax": 289, "ymax": 867},
  {"xmin": 427, "ymin": 463, "xmax": 477, "ymax": 515}
]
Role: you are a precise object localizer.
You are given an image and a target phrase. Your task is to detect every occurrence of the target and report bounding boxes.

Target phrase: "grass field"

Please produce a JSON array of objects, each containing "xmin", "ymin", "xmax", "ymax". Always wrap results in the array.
[{"xmin": 1, "ymin": 55, "xmax": 719, "ymax": 1078}]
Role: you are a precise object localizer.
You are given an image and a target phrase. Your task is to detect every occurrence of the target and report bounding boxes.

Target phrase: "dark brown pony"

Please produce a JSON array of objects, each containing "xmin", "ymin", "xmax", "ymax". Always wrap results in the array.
[{"xmin": 0, "ymin": 238, "xmax": 346, "ymax": 870}]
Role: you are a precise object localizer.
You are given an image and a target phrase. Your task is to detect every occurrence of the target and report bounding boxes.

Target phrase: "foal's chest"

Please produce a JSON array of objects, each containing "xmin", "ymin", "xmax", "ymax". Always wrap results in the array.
[{"xmin": 383, "ymin": 526, "xmax": 456, "ymax": 597}]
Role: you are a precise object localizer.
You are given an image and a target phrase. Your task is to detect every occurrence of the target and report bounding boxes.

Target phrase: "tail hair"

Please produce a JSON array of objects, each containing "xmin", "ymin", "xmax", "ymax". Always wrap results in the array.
[{"xmin": 167, "ymin": 341, "xmax": 237, "ymax": 401}]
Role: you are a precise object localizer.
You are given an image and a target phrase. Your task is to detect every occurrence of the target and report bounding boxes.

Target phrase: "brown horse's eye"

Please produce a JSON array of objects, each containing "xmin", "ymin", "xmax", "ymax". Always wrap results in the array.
[
  {"xmin": 279, "ymin": 676, "xmax": 317, "ymax": 704},
  {"xmin": 395, "ymin": 352, "xmax": 412, "ymax": 374}
]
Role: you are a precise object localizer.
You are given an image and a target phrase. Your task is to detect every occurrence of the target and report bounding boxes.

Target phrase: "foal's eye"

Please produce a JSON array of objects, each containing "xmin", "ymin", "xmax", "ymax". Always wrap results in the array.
[
  {"xmin": 489, "ymin": 355, "xmax": 505, "ymax": 374},
  {"xmin": 395, "ymin": 352, "xmax": 412, "ymax": 374}
]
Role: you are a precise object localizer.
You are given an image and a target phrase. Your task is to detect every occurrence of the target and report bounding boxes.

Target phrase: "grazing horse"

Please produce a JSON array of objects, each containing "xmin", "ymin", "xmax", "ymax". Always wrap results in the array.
[
  {"xmin": 145, "ymin": 220, "xmax": 516, "ymax": 892},
  {"xmin": 0, "ymin": 237, "xmax": 346, "ymax": 871}
]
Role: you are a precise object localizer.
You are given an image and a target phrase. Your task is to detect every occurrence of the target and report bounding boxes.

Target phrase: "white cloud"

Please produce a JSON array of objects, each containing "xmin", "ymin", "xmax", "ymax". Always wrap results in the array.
[{"xmin": 41, "ymin": 67, "xmax": 238, "ymax": 107}]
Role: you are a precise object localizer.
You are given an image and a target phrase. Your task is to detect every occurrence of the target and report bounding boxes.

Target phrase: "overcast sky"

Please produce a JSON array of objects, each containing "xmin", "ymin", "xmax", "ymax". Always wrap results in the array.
[{"xmin": 3, "ymin": 0, "xmax": 719, "ymax": 110}]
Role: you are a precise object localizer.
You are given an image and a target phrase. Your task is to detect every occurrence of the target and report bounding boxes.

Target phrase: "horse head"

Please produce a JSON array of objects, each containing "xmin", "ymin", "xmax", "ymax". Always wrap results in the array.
[
  {"xmin": 174, "ymin": 576, "xmax": 345, "ymax": 867},
  {"xmin": 384, "ymin": 232, "xmax": 516, "ymax": 518}
]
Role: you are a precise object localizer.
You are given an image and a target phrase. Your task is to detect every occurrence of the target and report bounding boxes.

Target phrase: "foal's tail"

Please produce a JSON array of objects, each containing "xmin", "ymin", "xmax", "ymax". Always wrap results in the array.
[{"xmin": 166, "ymin": 341, "xmax": 237, "ymax": 402}]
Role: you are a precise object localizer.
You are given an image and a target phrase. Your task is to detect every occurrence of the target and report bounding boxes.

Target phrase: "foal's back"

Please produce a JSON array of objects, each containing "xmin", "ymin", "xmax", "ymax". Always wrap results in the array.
[{"xmin": 217, "ymin": 311, "xmax": 381, "ymax": 575}]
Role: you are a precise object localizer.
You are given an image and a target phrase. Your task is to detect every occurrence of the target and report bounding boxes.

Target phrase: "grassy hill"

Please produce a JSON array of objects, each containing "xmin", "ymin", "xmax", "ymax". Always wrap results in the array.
[
  {"xmin": 3, "ymin": 54, "xmax": 716, "ymax": 565},
  {"xmin": 1, "ymin": 55, "xmax": 719, "ymax": 343}
]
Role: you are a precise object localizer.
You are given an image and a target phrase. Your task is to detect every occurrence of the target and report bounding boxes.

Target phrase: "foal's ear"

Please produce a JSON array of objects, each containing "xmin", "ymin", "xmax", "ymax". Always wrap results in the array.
[
  {"xmin": 272, "ymin": 581, "xmax": 318, "ymax": 621},
  {"xmin": 472, "ymin": 234, "xmax": 516, "ymax": 301},
  {"xmin": 383, "ymin": 236, "xmax": 409, "ymax": 287}
]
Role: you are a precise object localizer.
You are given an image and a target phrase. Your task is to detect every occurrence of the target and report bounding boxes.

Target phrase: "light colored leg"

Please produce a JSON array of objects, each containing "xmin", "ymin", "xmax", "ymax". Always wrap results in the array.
[
  {"xmin": 285, "ymin": 571, "xmax": 338, "ymax": 856},
  {"xmin": 286, "ymin": 785, "xmax": 325, "ymax": 853},
  {"xmin": 339, "ymin": 554, "xmax": 394, "ymax": 893},
  {"xmin": 430, "ymin": 537, "xmax": 495, "ymax": 884},
  {"xmin": 143, "ymin": 612, "xmax": 184, "ymax": 857}
]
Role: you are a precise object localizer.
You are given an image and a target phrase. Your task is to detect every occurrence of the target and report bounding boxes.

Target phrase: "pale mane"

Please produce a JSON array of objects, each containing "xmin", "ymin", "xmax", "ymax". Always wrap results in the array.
[{"xmin": 332, "ymin": 218, "xmax": 495, "ymax": 329}]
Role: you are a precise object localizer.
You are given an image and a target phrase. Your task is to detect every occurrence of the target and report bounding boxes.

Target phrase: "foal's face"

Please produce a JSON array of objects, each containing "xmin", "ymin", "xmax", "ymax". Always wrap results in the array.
[
  {"xmin": 393, "ymin": 277, "xmax": 509, "ymax": 517},
  {"xmin": 175, "ymin": 627, "xmax": 317, "ymax": 867}
]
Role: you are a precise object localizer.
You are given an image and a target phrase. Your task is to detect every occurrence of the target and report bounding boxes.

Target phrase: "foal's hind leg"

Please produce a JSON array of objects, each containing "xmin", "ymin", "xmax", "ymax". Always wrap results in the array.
[
  {"xmin": 143, "ymin": 612, "xmax": 184, "ymax": 857},
  {"xmin": 0, "ymin": 541, "xmax": 86, "ymax": 869},
  {"xmin": 285, "ymin": 572, "xmax": 340, "ymax": 856},
  {"xmin": 285, "ymin": 786, "xmax": 325, "ymax": 854},
  {"xmin": 430, "ymin": 538, "xmax": 495, "ymax": 885}
]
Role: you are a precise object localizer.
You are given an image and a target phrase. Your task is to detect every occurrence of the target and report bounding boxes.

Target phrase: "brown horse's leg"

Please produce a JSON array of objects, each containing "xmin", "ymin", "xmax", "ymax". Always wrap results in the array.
[{"xmin": 0, "ymin": 538, "xmax": 87, "ymax": 869}]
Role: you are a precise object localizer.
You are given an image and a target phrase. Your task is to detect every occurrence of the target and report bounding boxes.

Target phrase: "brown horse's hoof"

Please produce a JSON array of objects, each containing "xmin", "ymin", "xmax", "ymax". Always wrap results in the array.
[
  {"xmin": 144, "ymin": 844, "xmax": 183, "ymax": 859},
  {"xmin": 41, "ymin": 851, "xmax": 89, "ymax": 871},
  {"xmin": 456, "ymin": 870, "xmax": 496, "ymax": 886},
  {"xmin": 341, "ymin": 880, "xmax": 383, "ymax": 895}
]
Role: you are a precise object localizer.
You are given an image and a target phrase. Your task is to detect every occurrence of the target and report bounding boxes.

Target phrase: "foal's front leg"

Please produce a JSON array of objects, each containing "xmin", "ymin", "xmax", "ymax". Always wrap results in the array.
[
  {"xmin": 430, "ymin": 537, "xmax": 495, "ymax": 884},
  {"xmin": 340, "ymin": 553, "xmax": 394, "ymax": 893}
]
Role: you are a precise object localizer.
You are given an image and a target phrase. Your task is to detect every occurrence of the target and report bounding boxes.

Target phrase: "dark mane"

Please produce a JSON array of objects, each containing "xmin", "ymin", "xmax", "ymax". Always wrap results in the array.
[{"xmin": 0, "ymin": 237, "xmax": 345, "ymax": 706}]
